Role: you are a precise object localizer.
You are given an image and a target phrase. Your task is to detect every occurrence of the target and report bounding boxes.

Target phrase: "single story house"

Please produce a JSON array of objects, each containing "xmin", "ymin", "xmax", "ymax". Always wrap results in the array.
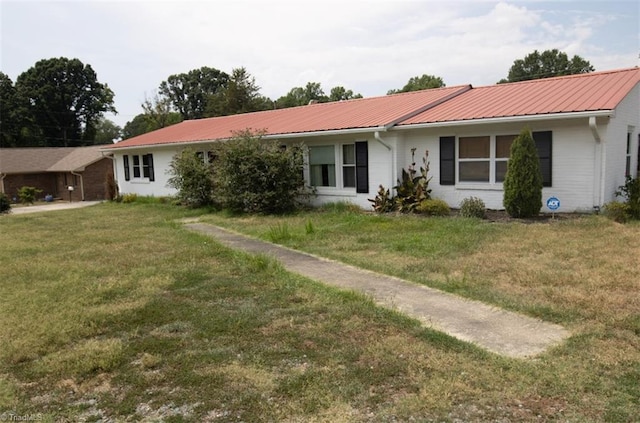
[
  {"xmin": 0, "ymin": 146, "xmax": 114, "ymax": 202},
  {"xmin": 102, "ymin": 67, "xmax": 639, "ymax": 213}
]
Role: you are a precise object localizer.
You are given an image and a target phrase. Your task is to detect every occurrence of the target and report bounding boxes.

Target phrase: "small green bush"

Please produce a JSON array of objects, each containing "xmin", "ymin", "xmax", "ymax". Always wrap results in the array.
[
  {"xmin": 17, "ymin": 186, "xmax": 42, "ymax": 204},
  {"xmin": 167, "ymin": 147, "xmax": 215, "ymax": 208},
  {"xmin": 602, "ymin": 201, "xmax": 629, "ymax": 223},
  {"xmin": 460, "ymin": 196, "xmax": 486, "ymax": 219},
  {"xmin": 416, "ymin": 198, "xmax": 450, "ymax": 216},
  {"xmin": 0, "ymin": 193, "xmax": 11, "ymax": 214},
  {"xmin": 615, "ymin": 176, "xmax": 640, "ymax": 220},
  {"xmin": 503, "ymin": 128, "xmax": 543, "ymax": 218},
  {"xmin": 121, "ymin": 193, "xmax": 138, "ymax": 204}
]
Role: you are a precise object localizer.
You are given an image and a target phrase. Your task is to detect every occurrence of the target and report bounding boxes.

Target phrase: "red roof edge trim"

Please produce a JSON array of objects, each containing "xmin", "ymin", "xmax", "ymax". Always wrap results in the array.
[{"xmin": 383, "ymin": 85, "xmax": 473, "ymax": 129}]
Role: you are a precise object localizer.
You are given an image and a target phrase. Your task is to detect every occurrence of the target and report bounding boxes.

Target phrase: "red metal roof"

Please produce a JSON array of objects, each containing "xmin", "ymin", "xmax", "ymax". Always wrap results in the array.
[
  {"xmin": 106, "ymin": 67, "xmax": 638, "ymax": 150},
  {"xmin": 400, "ymin": 67, "xmax": 639, "ymax": 125},
  {"xmin": 108, "ymin": 85, "xmax": 471, "ymax": 149}
]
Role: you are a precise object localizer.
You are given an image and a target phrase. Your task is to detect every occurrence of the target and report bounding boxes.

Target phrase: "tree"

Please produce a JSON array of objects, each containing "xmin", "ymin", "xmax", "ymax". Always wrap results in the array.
[
  {"xmin": 500, "ymin": 49, "xmax": 594, "ymax": 83},
  {"xmin": 329, "ymin": 86, "xmax": 362, "ymax": 101},
  {"xmin": 93, "ymin": 118, "xmax": 122, "ymax": 144},
  {"xmin": 503, "ymin": 128, "xmax": 543, "ymax": 218},
  {"xmin": 14, "ymin": 57, "xmax": 116, "ymax": 147},
  {"xmin": 142, "ymin": 92, "xmax": 183, "ymax": 130},
  {"xmin": 276, "ymin": 82, "xmax": 328, "ymax": 108},
  {"xmin": 159, "ymin": 66, "xmax": 229, "ymax": 120},
  {"xmin": 207, "ymin": 67, "xmax": 273, "ymax": 116},
  {"xmin": 0, "ymin": 72, "xmax": 20, "ymax": 147},
  {"xmin": 387, "ymin": 74, "xmax": 445, "ymax": 94}
]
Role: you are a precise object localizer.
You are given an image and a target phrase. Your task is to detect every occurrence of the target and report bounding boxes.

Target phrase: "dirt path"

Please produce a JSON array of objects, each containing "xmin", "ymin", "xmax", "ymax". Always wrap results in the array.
[{"xmin": 185, "ymin": 222, "xmax": 570, "ymax": 359}]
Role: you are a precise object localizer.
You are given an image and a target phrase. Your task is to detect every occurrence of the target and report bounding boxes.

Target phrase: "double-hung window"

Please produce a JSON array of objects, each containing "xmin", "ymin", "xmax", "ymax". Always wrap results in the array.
[
  {"xmin": 308, "ymin": 143, "xmax": 368, "ymax": 192},
  {"xmin": 123, "ymin": 154, "xmax": 155, "ymax": 182},
  {"xmin": 458, "ymin": 135, "xmax": 516, "ymax": 184},
  {"xmin": 309, "ymin": 145, "xmax": 336, "ymax": 187}
]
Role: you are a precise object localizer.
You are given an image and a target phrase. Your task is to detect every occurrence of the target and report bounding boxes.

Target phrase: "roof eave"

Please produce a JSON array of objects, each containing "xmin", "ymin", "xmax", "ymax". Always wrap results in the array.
[{"xmin": 395, "ymin": 110, "xmax": 615, "ymax": 130}]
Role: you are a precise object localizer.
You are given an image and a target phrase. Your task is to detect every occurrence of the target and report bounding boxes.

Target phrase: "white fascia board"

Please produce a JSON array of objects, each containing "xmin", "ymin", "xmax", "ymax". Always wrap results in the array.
[
  {"xmin": 101, "ymin": 126, "xmax": 389, "ymax": 152},
  {"xmin": 394, "ymin": 110, "xmax": 615, "ymax": 131}
]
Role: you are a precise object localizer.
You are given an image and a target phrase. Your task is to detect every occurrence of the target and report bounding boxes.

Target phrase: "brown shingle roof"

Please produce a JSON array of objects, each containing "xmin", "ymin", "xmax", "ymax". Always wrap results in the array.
[{"xmin": 0, "ymin": 146, "xmax": 109, "ymax": 174}]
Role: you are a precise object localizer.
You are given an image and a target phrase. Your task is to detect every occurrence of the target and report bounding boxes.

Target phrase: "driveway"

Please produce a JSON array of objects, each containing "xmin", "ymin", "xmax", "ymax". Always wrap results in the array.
[{"xmin": 7, "ymin": 201, "xmax": 102, "ymax": 215}]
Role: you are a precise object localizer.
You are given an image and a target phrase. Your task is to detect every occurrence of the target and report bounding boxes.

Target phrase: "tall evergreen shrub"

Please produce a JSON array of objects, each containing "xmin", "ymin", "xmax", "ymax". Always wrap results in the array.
[
  {"xmin": 503, "ymin": 128, "xmax": 543, "ymax": 218},
  {"xmin": 167, "ymin": 148, "xmax": 215, "ymax": 207}
]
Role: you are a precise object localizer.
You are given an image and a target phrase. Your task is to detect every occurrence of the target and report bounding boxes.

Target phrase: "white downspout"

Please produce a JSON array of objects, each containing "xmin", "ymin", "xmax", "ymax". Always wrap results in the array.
[
  {"xmin": 589, "ymin": 116, "xmax": 604, "ymax": 211},
  {"xmin": 374, "ymin": 131, "xmax": 395, "ymax": 192},
  {"xmin": 71, "ymin": 170, "xmax": 85, "ymax": 201}
]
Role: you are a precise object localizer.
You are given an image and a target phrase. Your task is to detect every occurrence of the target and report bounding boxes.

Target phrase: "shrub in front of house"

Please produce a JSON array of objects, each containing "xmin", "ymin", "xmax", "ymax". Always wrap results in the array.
[
  {"xmin": 416, "ymin": 198, "xmax": 450, "ymax": 216},
  {"xmin": 121, "ymin": 193, "xmax": 138, "ymax": 204},
  {"xmin": 0, "ymin": 193, "xmax": 11, "ymax": 214},
  {"xmin": 615, "ymin": 176, "xmax": 640, "ymax": 220},
  {"xmin": 602, "ymin": 201, "xmax": 630, "ymax": 223},
  {"xmin": 503, "ymin": 128, "xmax": 543, "ymax": 218},
  {"xmin": 459, "ymin": 196, "xmax": 486, "ymax": 219},
  {"xmin": 167, "ymin": 147, "xmax": 216, "ymax": 208},
  {"xmin": 368, "ymin": 185, "xmax": 394, "ymax": 213},
  {"xmin": 394, "ymin": 148, "xmax": 432, "ymax": 213},
  {"xmin": 17, "ymin": 186, "xmax": 42, "ymax": 205},
  {"xmin": 214, "ymin": 131, "xmax": 311, "ymax": 214}
]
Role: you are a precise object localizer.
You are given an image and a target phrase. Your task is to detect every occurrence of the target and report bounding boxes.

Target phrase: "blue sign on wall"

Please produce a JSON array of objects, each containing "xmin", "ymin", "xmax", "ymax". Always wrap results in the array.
[{"xmin": 546, "ymin": 197, "xmax": 560, "ymax": 211}]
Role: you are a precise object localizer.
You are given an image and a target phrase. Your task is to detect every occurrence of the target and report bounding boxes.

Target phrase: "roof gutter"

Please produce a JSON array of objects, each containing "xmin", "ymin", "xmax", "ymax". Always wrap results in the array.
[{"xmin": 394, "ymin": 109, "xmax": 614, "ymax": 131}]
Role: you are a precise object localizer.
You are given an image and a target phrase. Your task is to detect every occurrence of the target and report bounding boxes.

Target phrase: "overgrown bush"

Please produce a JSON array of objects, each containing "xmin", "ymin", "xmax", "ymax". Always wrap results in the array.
[
  {"xmin": 460, "ymin": 196, "xmax": 486, "ymax": 219},
  {"xmin": 105, "ymin": 169, "xmax": 118, "ymax": 201},
  {"xmin": 368, "ymin": 185, "xmax": 394, "ymax": 213},
  {"xmin": 167, "ymin": 147, "xmax": 215, "ymax": 208},
  {"xmin": 615, "ymin": 176, "xmax": 640, "ymax": 220},
  {"xmin": 214, "ymin": 131, "xmax": 311, "ymax": 214},
  {"xmin": 416, "ymin": 198, "xmax": 450, "ymax": 216},
  {"xmin": 602, "ymin": 201, "xmax": 629, "ymax": 223},
  {"xmin": 394, "ymin": 148, "xmax": 432, "ymax": 213},
  {"xmin": 503, "ymin": 128, "xmax": 542, "ymax": 218},
  {"xmin": 18, "ymin": 186, "xmax": 42, "ymax": 204},
  {"xmin": 0, "ymin": 193, "xmax": 11, "ymax": 214}
]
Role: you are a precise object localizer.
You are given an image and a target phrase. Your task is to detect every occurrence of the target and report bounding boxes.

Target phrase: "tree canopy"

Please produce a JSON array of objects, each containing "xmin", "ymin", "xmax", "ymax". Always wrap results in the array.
[
  {"xmin": 14, "ymin": 57, "xmax": 116, "ymax": 147},
  {"xmin": 500, "ymin": 49, "xmax": 594, "ymax": 83},
  {"xmin": 387, "ymin": 74, "xmax": 445, "ymax": 95},
  {"xmin": 275, "ymin": 82, "xmax": 362, "ymax": 108},
  {"xmin": 93, "ymin": 117, "xmax": 122, "ymax": 144},
  {"xmin": 207, "ymin": 67, "xmax": 273, "ymax": 116},
  {"xmin": 0, "ymin": 72, "xmax": 20, "ymax": 148},
  {"xmin": 159, "ymin": 66, "xmax": 229, "ymax": 120}
]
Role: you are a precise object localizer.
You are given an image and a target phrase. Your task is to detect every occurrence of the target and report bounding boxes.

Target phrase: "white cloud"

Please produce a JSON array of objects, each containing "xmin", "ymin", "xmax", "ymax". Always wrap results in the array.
[{"xmin": 1, "ymin": 0, "xmax": 637, "ymax": 128}]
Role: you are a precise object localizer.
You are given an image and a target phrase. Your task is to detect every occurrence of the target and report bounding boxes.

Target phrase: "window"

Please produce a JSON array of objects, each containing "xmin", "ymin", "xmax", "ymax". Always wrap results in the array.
[
  {"xmin": 626, "ymin": 131, "xmax": 631, "ymax": 177},
  {"xmin": 440, "ymin": 132, "xmax": 550, "ymax": 187},
  {"xmin": 128, "ymin": 154, "xmax": 155, "ymax": 181},
  {"xmin": 308, "ymin": 143, "xmax": 369, "ymax": 192},
  {"xmin": 342, "ymin": 144, "xmax": 356, "ymax": 188},
  {"xmin": 457, "ymin": 135, "xmax": 515, "ymax": 183},
  {"xmin": 309, "ymin": 146, "xmax": 336, "ymax": 187}
]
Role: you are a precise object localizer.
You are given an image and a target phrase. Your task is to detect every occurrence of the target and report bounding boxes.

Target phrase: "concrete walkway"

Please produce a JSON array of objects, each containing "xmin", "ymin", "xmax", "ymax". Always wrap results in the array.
[
  {"xmin": 8, "ymin": 201, "xmax": 102, "ymax": 215},
  {"xmin": 185, "ymin": 222, "xmax": 570, "ymax": 359}
]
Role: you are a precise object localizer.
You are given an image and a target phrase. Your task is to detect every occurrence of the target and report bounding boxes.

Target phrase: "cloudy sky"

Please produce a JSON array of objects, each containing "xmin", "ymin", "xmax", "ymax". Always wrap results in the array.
[{"xmin": 1, "ymin": 0, "xmax": 638, "ymax": 128}]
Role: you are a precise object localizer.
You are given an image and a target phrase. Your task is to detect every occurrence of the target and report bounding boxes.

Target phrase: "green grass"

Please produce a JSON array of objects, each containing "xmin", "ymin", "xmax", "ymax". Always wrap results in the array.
[{"xmin": 0, "ymin": 203, "xmax": 638, "ymax": 421}]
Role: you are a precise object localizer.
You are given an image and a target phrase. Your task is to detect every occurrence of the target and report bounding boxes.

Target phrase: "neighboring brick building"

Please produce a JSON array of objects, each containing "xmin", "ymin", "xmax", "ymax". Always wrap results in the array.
[{"xmin": 0, "ymin": 146, "xmax": 113, "ymax": 202}]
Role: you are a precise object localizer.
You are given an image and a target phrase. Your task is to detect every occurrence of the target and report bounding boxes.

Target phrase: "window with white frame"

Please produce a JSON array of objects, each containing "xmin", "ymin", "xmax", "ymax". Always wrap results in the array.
[
  {"xmin": 458, "ymin": 135, "xmax": 516, "ymax": 184},
  {"xmin": 123, "ymin": 154, "xmax": 155, "ymax": 182},
  {"xmin": 308, "ymin": 144, "xmax": 358, "ymax": 189},
  {"xmin": 342, "ymin": 144, "xmax": 356, "ymax": 188},
  {"xmin": 626, "ymin": 131, "xmax": 632, "ymax": 177}
]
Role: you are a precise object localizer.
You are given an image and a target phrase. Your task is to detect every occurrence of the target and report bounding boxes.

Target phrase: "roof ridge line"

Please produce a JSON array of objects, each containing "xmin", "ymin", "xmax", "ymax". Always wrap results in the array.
[
  {"xmin": 385, "ymin": 85, "xmax": 473, "ymax": 129},
  {"xmin": 488, "ymin": 66, "xmax": 639, "ymax": 88}
]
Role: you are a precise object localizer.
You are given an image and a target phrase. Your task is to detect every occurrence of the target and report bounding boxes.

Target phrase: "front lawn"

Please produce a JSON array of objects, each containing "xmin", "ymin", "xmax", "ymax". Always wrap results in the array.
[{"xmin": 0, "ymin": 203, "xmax": 637, "ymax": 421}]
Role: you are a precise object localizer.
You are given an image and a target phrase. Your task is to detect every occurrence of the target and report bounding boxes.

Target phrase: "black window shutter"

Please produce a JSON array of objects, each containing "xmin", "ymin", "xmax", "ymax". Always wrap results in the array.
[
  {"xmin": 123, "ymin": 155, "xmax": 130, "ymax": 181},
  {"xmin": 355, "ymin": 141, "xmax": 369, "ymax": 193},
  {"xmin": 532, "ymin": 131, "xmax": 552, "ymax": 187},
  {"xmin": 146, "ymin": 154, "xmax": 155, "ymax": 182},
  {"xmin": 440, "ymin": 136, "xmax": 455, "ymax": 185}
]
